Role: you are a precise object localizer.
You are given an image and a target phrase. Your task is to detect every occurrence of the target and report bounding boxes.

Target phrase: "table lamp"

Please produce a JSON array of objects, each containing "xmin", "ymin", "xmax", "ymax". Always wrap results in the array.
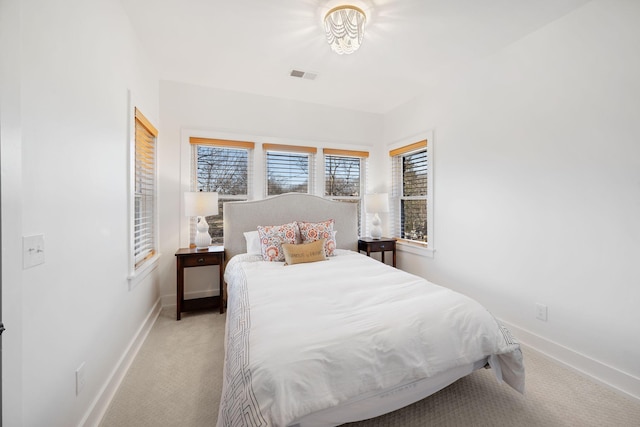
[
  {"xmin": 365, "ymin": 193, "xmax": 389, "ymax": 240},
  {"xmin": 184, "ymin": 191, "xmax": 218, "ymax": 250}
]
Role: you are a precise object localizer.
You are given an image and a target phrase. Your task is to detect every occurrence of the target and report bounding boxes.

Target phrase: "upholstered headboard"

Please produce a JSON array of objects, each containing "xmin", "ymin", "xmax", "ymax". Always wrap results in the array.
[{"xmin": 223, "ymin": 193, "xmax": 359, "ymax": 260}]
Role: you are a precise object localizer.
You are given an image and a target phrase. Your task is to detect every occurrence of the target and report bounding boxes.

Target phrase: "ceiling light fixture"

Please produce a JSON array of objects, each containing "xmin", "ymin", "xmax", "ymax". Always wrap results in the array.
[{"xmin": 324, "ymin": 5, "xmax": 366, "ymax": 55}]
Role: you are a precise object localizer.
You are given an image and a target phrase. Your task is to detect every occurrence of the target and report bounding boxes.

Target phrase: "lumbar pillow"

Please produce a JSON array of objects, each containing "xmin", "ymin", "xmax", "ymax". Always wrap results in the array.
[{"xmin": 282, "ymin": 239, "xmax": 328, "ymax": 265}]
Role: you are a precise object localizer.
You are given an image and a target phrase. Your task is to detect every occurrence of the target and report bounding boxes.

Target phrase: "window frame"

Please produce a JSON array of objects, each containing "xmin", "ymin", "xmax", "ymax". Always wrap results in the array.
[
  {"xmin": 128, "ymin": 107, "xmax": 160, "ymax": 285},
  {"xmin": 389, "ymin": 136, "xmax": 435, "ymax": 257},
  {"xmin": 189, "ymin": 137, "xmax": 254, "ymax": 246}
]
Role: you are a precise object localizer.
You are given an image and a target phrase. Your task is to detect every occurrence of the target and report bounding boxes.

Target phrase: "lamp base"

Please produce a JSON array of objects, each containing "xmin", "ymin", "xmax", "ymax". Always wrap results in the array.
[
  {"xmin": 194, "ymin": 216, "xmax": 211, "ymax": 250},
  {"xmin": 370, "ymin": 213, "xmax": 382, "ymax": 239}
]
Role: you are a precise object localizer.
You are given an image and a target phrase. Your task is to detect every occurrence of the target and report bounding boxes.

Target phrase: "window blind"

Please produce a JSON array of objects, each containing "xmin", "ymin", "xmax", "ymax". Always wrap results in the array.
[
  {"xmin": 389, "ymin": 140, "xmax": 427, "ymax": 157},
  {"xmin": 265, "ymin": 147, "xmax": 315, "ymax": 196},
  {"xmin": 191, "ymin": 141, "xmax": 253, "ymax": 244},
  {"xmin": 189, "ymin": 137, "xmax": 255, "ymax": 150},
  {"xmin": 134, "ymin": 108, "xmax": 157, "ymax": 268},
  {"xmin": 194, "ymin": 146, "xmax": 250, "ymax": 195},
  {"xmin": 324, "ymin": 155, "xmax": 361, "ymax": 197},
  {"xmin": 323, "ymin": 148, "xmax": 369, "ymax": 158}
]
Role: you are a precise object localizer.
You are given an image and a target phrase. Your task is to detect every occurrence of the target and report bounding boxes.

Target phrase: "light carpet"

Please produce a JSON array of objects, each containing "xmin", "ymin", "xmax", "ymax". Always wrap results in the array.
[{"xmin": 100, "ymin": 308, "xmax": 640, "ymax": 427}]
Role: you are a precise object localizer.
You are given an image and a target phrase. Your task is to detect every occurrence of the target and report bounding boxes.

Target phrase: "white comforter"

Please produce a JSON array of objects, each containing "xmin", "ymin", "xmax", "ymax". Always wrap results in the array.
[{"xmin": 218, "ymin": 250, "xmax": 524, "ymax": 427}]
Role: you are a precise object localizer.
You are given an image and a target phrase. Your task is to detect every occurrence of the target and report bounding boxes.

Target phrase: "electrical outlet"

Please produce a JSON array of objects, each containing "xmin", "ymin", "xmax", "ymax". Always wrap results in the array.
[
  {"xmin": 535, "ymin": 303, "xmax": 548, "ymax": 321},
  {"xmin": 76, "ymin": 363, "xmax": 86, "ymax": 395}
]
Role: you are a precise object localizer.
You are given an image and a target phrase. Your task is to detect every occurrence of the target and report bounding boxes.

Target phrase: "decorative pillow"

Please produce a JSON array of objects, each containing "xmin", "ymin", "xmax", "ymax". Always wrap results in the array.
[
  {"xmin": 257, "ymin": 222, "xmax": 299, "ymax": 262},
  {"xmin": 243, "ymin": 231, "xmax": 261, "ymax": 255},
  {"xmin": 297, "ymin": 219, "xmax": 336, "ymax": 256},
  {"xmin": 282, "ymin": 239, "xmax": 327, "ymax": 266}
]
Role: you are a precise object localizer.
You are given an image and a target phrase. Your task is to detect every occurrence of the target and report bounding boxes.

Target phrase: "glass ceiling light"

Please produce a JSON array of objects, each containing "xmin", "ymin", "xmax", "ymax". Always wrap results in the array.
[{"xmin": 324, "ymin": 5, "xmax": 366, "ymax": 55}]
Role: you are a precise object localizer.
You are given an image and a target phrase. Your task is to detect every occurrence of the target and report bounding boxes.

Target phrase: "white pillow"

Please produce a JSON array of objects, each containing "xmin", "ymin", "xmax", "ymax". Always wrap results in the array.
[{"xmin": 243, "ymin": 230, "xmax": 261, "ymax": 255}]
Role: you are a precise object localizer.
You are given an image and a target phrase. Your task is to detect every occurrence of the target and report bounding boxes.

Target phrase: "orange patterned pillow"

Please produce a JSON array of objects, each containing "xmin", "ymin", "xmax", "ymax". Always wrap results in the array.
[
  {"xmin": 297, "ymin": 219, "xmax": 336, "ymax": 256},
  {"xmin": 257, "ymin": 222, "xmax": 299, "ymax": 262}
]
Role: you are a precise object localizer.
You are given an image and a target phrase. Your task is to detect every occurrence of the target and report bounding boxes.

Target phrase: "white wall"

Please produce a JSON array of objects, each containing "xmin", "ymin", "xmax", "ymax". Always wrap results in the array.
[
  {"xmin": 12, "ymin": 0, "xmax": 161, "ymax": 425},
  {"xmin": 384, "ymin": 0, "xmax": 640, "ymax": 398},
  {"xmin": 1, "ymin": 0, "xmax": 24, "ymax": 425},
  {"xmin": 158, "ymin": 81, "xmax": 384, "ymax": 303}
]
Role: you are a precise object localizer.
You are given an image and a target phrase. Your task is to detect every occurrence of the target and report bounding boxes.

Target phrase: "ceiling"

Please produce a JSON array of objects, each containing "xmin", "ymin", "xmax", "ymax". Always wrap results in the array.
[{"xmin": 122, "ymin": 0, "xmax": 590, "ymax": 114}]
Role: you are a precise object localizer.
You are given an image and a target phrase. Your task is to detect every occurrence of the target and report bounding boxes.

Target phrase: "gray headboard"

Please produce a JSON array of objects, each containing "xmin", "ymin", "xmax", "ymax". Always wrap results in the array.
[{"xmin": 223, "ymin": 193, "xmax": 359, "ymax": 260}]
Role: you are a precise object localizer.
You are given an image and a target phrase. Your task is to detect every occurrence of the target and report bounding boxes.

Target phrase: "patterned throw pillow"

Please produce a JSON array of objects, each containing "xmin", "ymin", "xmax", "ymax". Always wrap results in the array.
[
  {"xmin": 257, "ymin": 222, "xmax": 299, "ymax": 262},
  {"xmin": 297, "ymin": 219, "xmax": 336, "ymax": 256}
]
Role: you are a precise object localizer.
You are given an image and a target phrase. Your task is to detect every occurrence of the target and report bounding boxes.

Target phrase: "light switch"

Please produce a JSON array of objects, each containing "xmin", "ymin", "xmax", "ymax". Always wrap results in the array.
[{"xmin": 23, "ymin": 234, "xmax": 45, "ymax": 269}]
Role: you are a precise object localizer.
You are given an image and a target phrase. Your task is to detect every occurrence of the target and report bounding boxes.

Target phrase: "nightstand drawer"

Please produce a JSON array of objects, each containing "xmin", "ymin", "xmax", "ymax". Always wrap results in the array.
[
  {"xmin": 181, "ymin": 253, "xmax": 222, "ymax": 267},
  {"xmin": 366, "ymin": 241, "xmax": 394, "ymax": 252}
]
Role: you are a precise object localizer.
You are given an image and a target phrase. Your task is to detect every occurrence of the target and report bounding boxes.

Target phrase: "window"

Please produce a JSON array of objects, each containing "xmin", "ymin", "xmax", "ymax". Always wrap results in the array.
[
  {"xmin": 132, "ymin": 108, "xmax": 158, "ymax": 271},
  {"xmin": 190, "ymin": 137, "xmax": 254, "ymax": 244},
  {"xmin": 324, "ymin": 148, "xmax": 368, "ymax": 234},
  {"xmin": 390, "ymin": 140, "xmax": 428, "ymax": 244},
  {"xmin": 264, "ymin": 144, "xmax": 316, "ymax": 196}
]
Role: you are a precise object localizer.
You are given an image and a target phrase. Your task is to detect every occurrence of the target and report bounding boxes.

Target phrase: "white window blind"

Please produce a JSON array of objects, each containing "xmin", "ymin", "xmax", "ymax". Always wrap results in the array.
[
  {"xmin": 133, "ymin": 108, "xmax": 158, "ymax": 268},
  {"xmin": 324, "ymin": 148, "xmax": 368, "ymax": 235},
  {"xmin": 190, "ymin": 137, "xmax": 254, "ymax": 245},
  {"xmin": 390, "ymin": 141, "xmax": 428, "ymax": 244},
  {"xmin": 264, "ymin": 144, "xmax": 316, "ymax": 196}
]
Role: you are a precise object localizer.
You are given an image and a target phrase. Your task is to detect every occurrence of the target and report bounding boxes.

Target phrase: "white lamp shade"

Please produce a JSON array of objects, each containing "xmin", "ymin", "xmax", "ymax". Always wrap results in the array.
[
  {"xmin": 365, "ymin": 193, "xmax": 389, "ymax": 214},
  {"xmin": 184, "ymin": 191, "xmax": 219, "ymax": 217}
]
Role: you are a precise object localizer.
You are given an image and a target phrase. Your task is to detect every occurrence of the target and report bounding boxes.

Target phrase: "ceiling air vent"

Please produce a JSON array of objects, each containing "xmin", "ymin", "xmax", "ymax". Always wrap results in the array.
[{"xmin": 289, "ymin": 69, "xmax": 318, "ymax": 81}]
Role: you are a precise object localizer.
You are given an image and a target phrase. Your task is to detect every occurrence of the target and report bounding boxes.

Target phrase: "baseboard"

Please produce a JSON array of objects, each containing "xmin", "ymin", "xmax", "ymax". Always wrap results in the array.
[
  {"xmin": 79, "ymin": 298, "xmax": 162, "ymax": 427},
  {"xmin": 502, "ymin": 320, "xmax": 640, "ymax": 401}
]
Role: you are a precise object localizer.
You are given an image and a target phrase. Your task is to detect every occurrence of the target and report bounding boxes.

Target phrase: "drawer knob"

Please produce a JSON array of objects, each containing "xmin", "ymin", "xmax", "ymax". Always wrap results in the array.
[{"xmin": 197, "ymin": 258, "xmax": 205, "ymax": 263}]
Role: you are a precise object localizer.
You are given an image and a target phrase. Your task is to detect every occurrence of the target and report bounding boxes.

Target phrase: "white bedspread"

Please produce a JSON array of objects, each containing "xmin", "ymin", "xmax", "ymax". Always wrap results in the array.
[{"xmin": 218, "ymin": 250, "xmax": 524, "ymax": 427}]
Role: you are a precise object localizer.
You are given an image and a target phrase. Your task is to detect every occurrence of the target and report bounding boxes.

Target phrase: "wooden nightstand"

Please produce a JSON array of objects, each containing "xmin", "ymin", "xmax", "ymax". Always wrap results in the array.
[
  {"xmin": 358, "ymin": 237, "xmax": 396, "ymax": 267},
  {"xmin": 175, "ymin": 246, "xmax": 225, "ymax": 320}
]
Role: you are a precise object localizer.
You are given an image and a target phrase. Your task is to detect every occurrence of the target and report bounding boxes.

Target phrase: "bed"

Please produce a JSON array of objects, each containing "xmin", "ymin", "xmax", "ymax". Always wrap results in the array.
[{"xmin": 218, "ymin": 193, "xmax": 524, "ymax": 427}]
